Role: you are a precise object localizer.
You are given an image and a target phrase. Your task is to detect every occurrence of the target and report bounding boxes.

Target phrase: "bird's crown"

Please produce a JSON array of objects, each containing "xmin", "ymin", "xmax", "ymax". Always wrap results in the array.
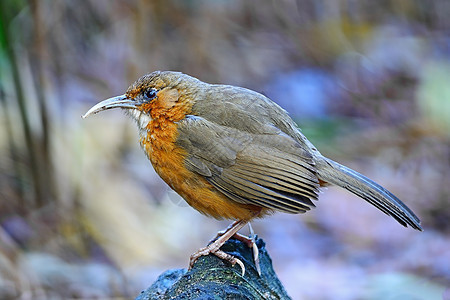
[{"xmin": 126, "ymin": 71, "xmax": 202, "ymax": 99}]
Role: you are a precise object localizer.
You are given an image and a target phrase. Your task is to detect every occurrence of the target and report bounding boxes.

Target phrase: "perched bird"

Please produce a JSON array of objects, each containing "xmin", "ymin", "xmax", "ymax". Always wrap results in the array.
[{"xmin": 83, "ymin": 71, "xmax": 422, "ymax": 274}]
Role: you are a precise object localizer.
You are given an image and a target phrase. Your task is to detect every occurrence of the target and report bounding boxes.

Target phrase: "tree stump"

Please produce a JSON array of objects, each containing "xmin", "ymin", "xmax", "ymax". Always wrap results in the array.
[{"xmin": 135, "ymin": 237, "xmax": 291, "ymax": 300}]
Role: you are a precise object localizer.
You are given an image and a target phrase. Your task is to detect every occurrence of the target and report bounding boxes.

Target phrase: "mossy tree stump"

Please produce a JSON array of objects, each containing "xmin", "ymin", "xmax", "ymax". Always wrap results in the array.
[{"xmin": 136, "ymin": 237, "xmax": 291, "ymax": 300}]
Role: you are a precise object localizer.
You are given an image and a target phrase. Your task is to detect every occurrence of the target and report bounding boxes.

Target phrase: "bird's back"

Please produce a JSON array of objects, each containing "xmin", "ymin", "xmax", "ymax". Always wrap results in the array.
[{"xmin": 191, "ymin": 84, "xmax": 320, "ymax": 153}]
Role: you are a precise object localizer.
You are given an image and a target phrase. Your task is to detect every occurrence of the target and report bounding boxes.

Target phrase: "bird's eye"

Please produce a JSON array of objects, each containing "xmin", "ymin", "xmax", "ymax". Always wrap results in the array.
[{"xmin": 144, "ymin": 89, "xmax": 157, "ymax": 100}]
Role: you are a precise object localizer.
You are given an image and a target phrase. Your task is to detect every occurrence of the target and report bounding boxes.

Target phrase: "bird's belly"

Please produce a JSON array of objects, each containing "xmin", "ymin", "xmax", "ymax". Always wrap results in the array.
[{"xmin": 140, "ymin": 134, "xmax": 265, "ymax": 221}]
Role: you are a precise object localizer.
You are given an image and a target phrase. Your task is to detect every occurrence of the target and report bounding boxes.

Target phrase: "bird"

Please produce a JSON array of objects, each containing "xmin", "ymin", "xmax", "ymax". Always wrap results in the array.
[{"xmin": 83, "ymin": 71, "xmax": 422, "ymax": 275}]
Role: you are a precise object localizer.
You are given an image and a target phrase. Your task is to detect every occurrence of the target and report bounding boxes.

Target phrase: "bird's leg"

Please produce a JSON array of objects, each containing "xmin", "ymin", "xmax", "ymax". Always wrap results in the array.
[
  {"xmin": 215, "ymin": 222, "xmax": 261, "ymax": 273},
  {"xmin": 212, "ymin": 223, "xmax": 261, "ymax": 275},
  {"xmin": 189, "ymin": 219, "xmax": 249, "ymax": 276},
  {"xmin": 208, "ymin": 220, "xmax": 240, "ymax": 244}
]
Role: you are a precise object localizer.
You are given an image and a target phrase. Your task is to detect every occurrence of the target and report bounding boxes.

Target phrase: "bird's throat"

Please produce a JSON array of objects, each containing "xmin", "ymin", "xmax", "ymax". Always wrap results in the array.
[
  {"xmin": 139, "ymin": 117, "xmax": 185, "ymax": 170},
  {"xmin": 128, "ymin": 109, "xmax": 152, "ymax": 136},
  {"xmin": 139, "ymin": 117, "xmax": 193, "ymax": 192}
]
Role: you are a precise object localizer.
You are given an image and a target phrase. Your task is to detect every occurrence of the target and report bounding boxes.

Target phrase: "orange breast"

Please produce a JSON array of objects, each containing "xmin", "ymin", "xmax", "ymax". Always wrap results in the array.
[{"xmin": 140, "ymin": 117, "xmax": 265, "ymax": 221}]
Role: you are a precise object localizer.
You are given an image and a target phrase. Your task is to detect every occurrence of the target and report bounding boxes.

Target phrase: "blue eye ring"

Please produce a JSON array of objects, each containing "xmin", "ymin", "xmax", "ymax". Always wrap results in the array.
[{"xmin": 144, "ymin": 89, "xmax": 157, "ymax": 100}]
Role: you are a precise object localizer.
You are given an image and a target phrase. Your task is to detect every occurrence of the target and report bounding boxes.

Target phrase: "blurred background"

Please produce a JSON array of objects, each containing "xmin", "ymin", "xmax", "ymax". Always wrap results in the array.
[{"xmin": 0, "ymin": 0, "xmax": 449, "ymax": 299}]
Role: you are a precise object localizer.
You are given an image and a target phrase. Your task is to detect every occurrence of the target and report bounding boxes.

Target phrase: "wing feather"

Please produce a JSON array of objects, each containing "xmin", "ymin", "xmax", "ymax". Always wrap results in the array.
[
  {"xmin": 177, "ymin": 115, "xmax": 319, "ymax": 214},
  {"xmin": 237, "ymin": 161, "xmax": 318, "ymax": 192},
  {"xmin": 211, "ymin": 173, "xmax": 311, "ymax": 213},
  {"xmin": 238, "ymin": 151, "xmax": 319, "ymax": 185},
  {"xmin": 228, "ymin": 167, "xmax": 317, "ymax": 199}
]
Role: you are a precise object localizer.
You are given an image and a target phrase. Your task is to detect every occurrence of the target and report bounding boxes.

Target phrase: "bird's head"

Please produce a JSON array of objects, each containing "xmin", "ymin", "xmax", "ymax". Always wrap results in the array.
[{"xmin": 83, "ymin": 71, "xmax": 203, "ymax": 128}]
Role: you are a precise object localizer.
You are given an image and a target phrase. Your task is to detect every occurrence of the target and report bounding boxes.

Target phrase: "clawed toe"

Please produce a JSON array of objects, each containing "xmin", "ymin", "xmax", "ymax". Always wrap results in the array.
[
  {"xmin": 189, "ymin": 247, "xmax": 246, "ymax": 276},
  {"xmin": 188, "ymin": 220, "xmax": 261, "ymax": 276}
]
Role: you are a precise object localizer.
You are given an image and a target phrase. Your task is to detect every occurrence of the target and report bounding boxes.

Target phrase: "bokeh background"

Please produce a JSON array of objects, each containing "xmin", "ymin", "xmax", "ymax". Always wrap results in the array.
[{"xmin": 1, "ymin": 0, "xmax": 449, "ymax": 299}]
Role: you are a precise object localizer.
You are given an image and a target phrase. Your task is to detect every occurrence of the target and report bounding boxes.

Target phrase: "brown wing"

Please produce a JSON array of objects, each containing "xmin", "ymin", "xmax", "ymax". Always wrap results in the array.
[{"xmin": 176, "ymin": 116, "xmax": 319, "ymax": 214}]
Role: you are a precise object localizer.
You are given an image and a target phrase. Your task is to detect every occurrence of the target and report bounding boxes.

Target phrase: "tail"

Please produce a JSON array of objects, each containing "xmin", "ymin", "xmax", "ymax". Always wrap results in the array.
[{"xmin": 316, "ymin": 156, "xmax": 422, "ymax": 231}]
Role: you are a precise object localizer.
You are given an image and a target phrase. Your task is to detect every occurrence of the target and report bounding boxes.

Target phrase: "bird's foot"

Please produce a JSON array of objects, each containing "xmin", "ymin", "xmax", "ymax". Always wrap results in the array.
[
  {"xmin": 213, "ymin": 232, "xmax": 260, "ymax": 275},
  {"xmin": 189, "ymin": 220, "xmax": 248, "ymax": 276},
  {"xmin": 240, "ymin": 225, "xmax": 261, "ymax": 276},
  {"xmin": 232, "ymin": 224, "xmax": 260, "ymax": 275},
  {"xmin": 190, "ymin": 220, "xmax": 261, "ymax": 276},
  {"xmin": 189, "ymin": 245, "xmax": 246, "ymax": 276}
]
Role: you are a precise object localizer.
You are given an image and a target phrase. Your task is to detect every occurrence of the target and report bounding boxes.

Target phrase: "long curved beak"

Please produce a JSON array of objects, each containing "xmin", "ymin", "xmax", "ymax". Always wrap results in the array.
[{"xmin": 82, "ymin": 95, "xmax": 137, "ymax": 118}]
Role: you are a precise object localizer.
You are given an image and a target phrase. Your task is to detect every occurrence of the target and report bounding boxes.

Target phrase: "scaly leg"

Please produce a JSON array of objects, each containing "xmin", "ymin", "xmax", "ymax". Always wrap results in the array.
[
  {"xmin": 208, "ymin": 220, "xmax": 241, "ymax": 243},
  {"xmin": 189, "ymin": 220, "xmax": 248, "ymax": 276}
]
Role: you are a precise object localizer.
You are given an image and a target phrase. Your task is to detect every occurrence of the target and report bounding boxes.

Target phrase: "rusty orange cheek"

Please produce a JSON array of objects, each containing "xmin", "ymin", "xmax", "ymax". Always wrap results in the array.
[
  {"xmin": 135, "ymin": 89, "xmax": 180, "ymax": 116},
  {"xmin": 158, "ymin": 89, "xmax": 179, "ymax": 109}
]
